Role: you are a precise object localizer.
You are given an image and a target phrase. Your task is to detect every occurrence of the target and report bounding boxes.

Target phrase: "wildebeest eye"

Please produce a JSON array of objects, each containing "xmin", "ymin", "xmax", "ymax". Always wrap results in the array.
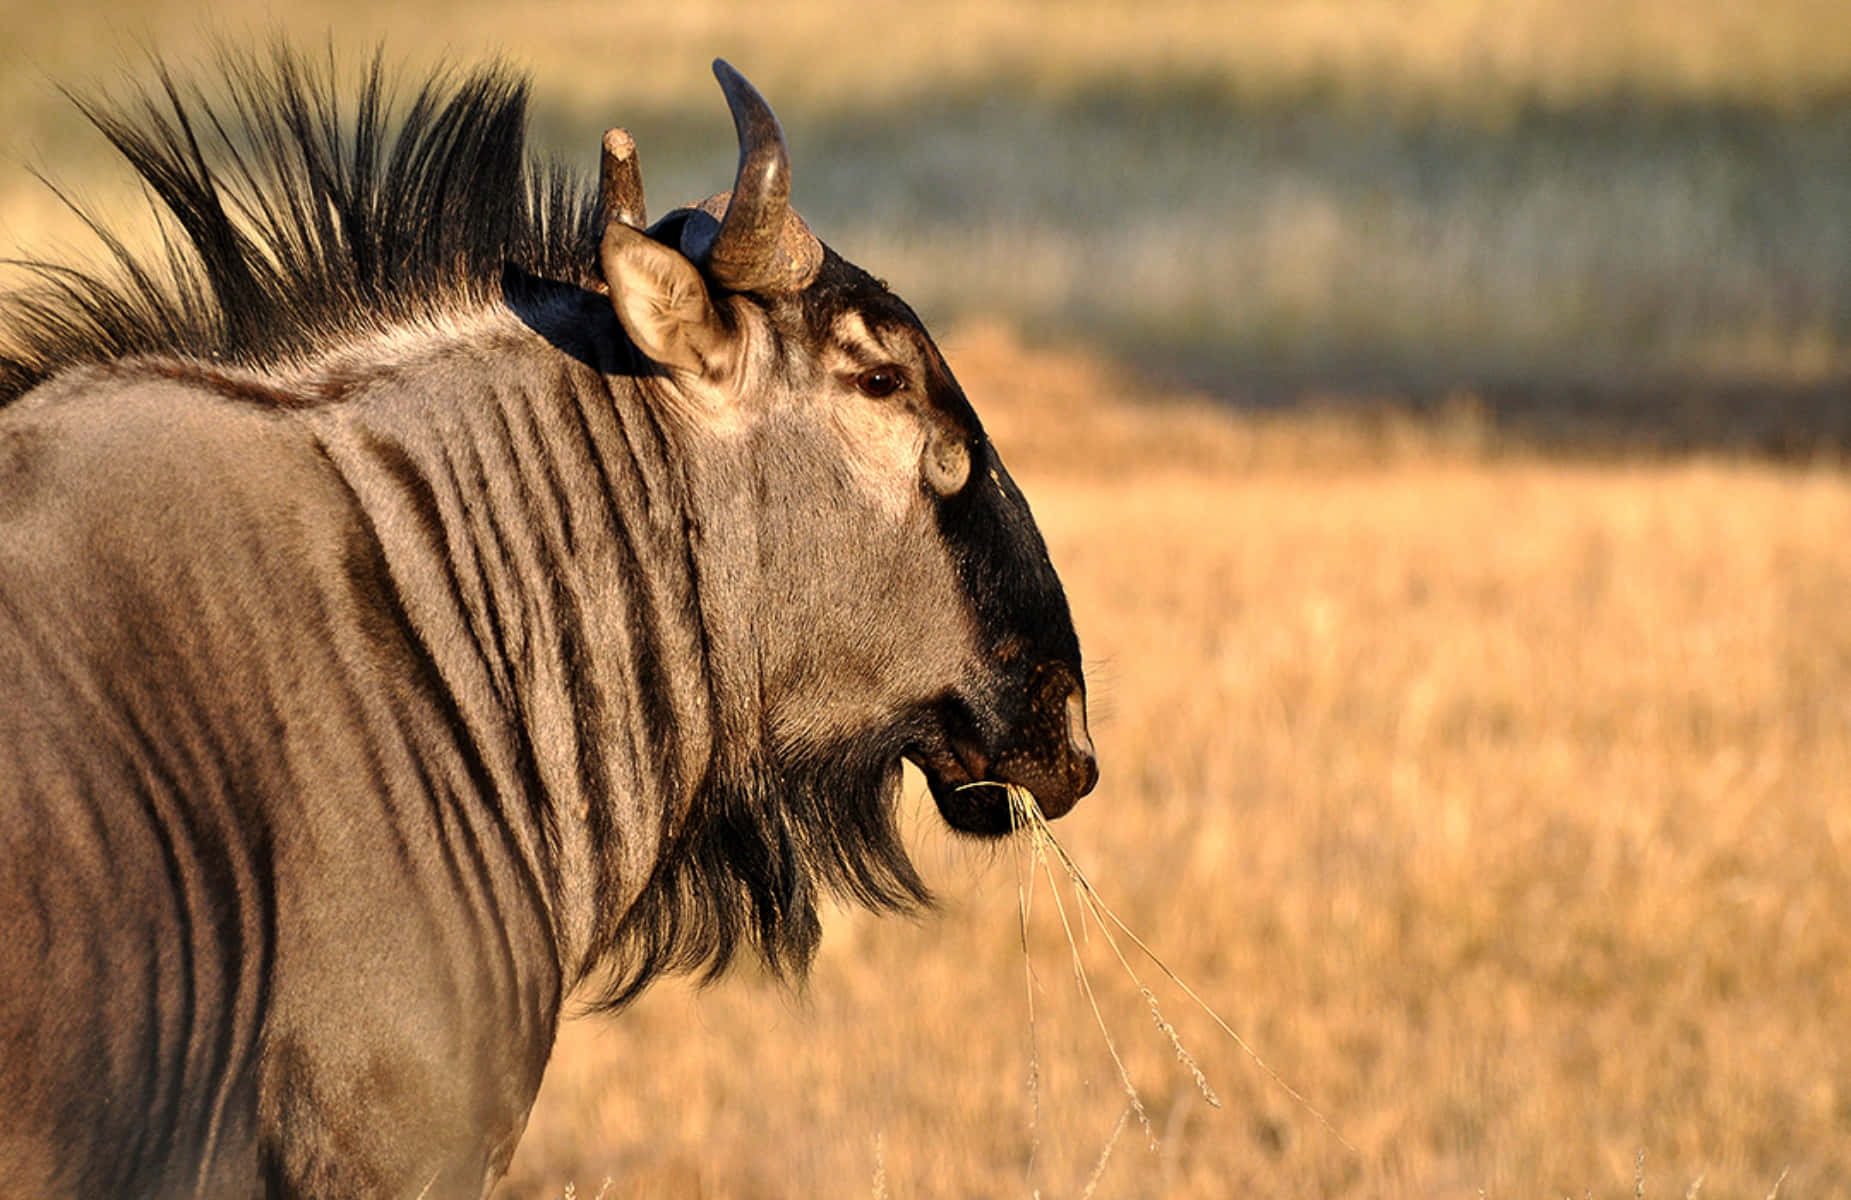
[{"xmin": 855, "ymin": 366, "xmax": 906, "ymax": 399}]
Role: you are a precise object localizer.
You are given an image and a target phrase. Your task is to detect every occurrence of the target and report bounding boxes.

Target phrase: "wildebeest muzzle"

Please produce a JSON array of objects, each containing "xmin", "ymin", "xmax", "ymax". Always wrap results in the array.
[{"xmin": 912, "ymin": 660, "xmax": 1098, "ymax": 836}]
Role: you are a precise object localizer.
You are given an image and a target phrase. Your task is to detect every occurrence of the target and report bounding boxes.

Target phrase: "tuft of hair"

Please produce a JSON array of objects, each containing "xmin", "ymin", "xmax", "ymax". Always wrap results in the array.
[
  {"xmin": 583, "ymin": 749, "xmax": 932, "ymax": 1012},
  {"xmin": 0, "ymin": 42, "xmax": 600, "ymax": 403}
]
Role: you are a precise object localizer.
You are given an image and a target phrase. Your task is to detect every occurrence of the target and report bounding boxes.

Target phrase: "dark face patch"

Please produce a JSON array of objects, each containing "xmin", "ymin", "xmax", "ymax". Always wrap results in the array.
[{"xmin": 770, "ymin": 251, "xmax": 1097, "ymax": 832}]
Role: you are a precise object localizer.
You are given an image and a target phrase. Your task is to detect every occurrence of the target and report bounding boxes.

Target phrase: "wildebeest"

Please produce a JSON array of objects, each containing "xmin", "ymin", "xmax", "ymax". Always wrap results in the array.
[{"xmin": 0, "ymin": 49, "xmax": 1096, "ymax": 1198}]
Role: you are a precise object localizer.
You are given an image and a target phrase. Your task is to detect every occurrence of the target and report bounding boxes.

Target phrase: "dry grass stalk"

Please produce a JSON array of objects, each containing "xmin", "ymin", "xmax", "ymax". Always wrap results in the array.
[
  {"xmin": 1077, "ymin": 1103, "xmax": 1131, "ymax": 1200},
  {"xmin": 1012, "ymin": 808, "xmax": 1046, "ymax": 1185},
  {"xmin": 1006, "ymin": 782, "xmax": 1156, "ymax": 1149},
  {"xmin": 557, "ymin": 1182, "xmax": 613, "ymax": 1200},
  {"xmin": 991, "ymin": 780, "xmax": 1359, "ymax": 1157}
]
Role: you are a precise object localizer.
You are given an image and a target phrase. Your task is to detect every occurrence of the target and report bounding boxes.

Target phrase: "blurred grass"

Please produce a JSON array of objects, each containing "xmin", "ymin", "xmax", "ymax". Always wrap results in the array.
[
  {"xmin": 796, "ymin": 82, "xmax": 1851, "ymax": 396},
  {"xmin": 4, "ymin": 0, "xmax": 1851, "ymax": 447},
  {"xmin": 6, "ymin": 0, "xmax": 1850, "ymax": 114}
]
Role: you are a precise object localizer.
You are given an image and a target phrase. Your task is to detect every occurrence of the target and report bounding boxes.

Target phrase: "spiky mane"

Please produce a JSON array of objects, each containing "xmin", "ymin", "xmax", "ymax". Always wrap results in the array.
[{"xmin": 0, "ymin": 45, "xmax": 600, "ymax": 402}]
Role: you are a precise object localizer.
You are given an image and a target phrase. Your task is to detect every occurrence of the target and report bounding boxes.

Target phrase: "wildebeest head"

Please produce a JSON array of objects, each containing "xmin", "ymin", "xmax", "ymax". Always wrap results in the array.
[{"xmin": 598, "ymin": 63, "xmax": 1096, "ymax": 839}]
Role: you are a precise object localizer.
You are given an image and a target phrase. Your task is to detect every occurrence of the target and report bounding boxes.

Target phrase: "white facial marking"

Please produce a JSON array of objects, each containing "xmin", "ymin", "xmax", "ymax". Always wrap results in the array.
[{"xmin": 821, "ymin": 312, "xmax": 931, "ymax": 515}]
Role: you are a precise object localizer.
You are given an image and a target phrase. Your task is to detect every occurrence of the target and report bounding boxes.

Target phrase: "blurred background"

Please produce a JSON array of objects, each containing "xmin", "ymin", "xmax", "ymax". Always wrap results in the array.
[
  {"xmin": 4, "ymin": 2, "xmax": 1849, "ymax": 1197},
  {"xmin": 8, "ymin": 0, "xmax": 1851, "ymax": 448}
]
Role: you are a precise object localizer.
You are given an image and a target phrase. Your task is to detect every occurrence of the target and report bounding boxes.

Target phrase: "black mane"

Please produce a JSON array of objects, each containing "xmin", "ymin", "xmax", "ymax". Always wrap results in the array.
[
  {"xmin": 0, "ymin": 45, "xmax": 600, "ymax": 402},
  {"xmin": 593, "ymin": 745, "xmax": 931, "ymax": 1010}
]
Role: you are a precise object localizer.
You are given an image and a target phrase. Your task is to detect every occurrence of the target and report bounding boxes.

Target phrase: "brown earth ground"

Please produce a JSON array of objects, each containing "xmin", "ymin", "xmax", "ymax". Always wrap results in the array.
[{"xmin": 494, "ymin": 324, "xmax": 1851, "ymax": 1199}]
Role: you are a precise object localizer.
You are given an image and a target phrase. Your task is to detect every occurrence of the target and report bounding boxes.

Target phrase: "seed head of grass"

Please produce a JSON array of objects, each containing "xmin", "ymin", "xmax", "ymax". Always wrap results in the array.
[{"xmin": 971, "ymin": 780, "xmax": 1358, "ymax": 1159}]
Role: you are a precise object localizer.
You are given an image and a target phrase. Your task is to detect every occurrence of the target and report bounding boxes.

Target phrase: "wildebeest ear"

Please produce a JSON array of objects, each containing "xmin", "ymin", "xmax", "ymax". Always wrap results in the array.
[
  {"xmin": 922, "ymin": 427, "xmax": 972, "ymax": 496},
  {"xmin": 601, "ymin": 220, "xmax": 734, "ymax": 380}
]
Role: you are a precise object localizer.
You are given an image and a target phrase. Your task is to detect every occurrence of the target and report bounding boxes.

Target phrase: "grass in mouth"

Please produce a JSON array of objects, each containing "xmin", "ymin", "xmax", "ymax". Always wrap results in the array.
[{"xmin": 964, "ymin": 780, "xmax": 1357, "ymax": 1187}]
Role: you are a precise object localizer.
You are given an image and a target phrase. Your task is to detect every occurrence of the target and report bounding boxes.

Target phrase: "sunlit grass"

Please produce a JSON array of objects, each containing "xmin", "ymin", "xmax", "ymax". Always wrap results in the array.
[
  {"xmin": 6, "ymin": 0, "xmax": 1851, "ymax": 117},
  {"xmin": 496, "ymin": 328, "xmax": 1851, "ymax": 1197},
  {"xmin": 983, "ymin": 773, "xmax": 1361, "ymax": 1193}
]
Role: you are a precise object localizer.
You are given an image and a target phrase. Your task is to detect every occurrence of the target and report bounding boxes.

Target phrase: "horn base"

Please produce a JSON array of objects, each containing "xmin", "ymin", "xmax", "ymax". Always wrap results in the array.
[{"xmin": 683, "ymin": 192, "xmax": 821, "ymax": 295}]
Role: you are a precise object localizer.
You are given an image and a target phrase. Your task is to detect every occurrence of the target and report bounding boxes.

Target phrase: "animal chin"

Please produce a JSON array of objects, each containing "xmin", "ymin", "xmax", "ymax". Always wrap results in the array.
[
  {"xmin": 912, "ymin": 754, "xmax": 1016, "ymax": 838},
  {"xmin": 897, "ymin": 703, "xmax": 995, "ymax": 834}
]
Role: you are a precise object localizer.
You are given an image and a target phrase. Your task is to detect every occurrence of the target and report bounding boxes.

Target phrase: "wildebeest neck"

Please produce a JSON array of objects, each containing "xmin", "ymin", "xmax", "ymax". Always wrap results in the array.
[
  {"xmin": 300, "ymin": 296, "xmax": 927, "ymax": 1002},
  {"xmin": 307, "ymin": 306, "xmax": 721, "ymax": 986}
]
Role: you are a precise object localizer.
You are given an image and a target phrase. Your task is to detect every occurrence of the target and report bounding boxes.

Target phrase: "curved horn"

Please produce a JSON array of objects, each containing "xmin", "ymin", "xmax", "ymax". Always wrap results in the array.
[{"xmin": 689, "ymin": 60, "xmax": 822, "ymax": 294}]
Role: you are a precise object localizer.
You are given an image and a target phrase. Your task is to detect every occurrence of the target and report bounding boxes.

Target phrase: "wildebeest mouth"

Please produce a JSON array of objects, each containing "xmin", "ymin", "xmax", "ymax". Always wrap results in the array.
[{"xmin": 907, "ymin": 691, "xmax": 1098, "ymax": 837}]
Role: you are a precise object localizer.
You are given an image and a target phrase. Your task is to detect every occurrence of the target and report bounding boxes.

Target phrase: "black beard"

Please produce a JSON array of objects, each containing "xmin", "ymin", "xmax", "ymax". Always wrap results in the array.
[{"xmin": 584, "ymin": 737, "xmax": 929, "ymax": 1011}]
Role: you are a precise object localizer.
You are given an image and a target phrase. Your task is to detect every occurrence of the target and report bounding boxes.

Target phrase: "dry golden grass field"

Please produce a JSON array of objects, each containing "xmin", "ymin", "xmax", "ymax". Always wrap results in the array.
[
  {"xmin": 3, "ymin": 2, "xmax": 1849, "ymax": 1196},
  {"xmin": 486, "ymin": 327, "xmax": 1851, "ymax": 1198}
]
